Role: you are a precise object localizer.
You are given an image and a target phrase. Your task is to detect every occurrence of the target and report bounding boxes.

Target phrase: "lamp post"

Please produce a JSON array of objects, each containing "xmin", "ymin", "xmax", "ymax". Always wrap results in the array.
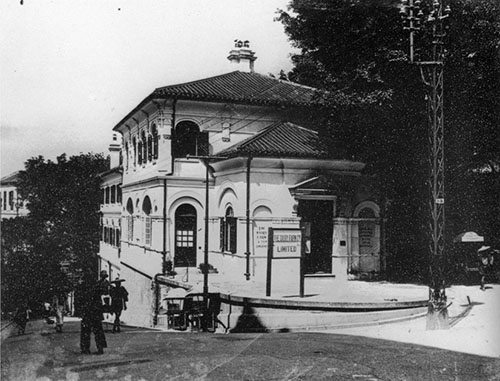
[
  {"xmin": 400, "ymin": 0, "xmax": 451, "ymax": 329},
  {"xmin": 187, "ymin": 154, "xmax": 226, "ymax": 331}
]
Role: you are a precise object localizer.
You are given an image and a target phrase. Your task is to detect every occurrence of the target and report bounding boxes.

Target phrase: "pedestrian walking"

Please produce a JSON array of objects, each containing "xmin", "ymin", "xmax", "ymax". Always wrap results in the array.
[
  {"xmin": 110, "ymin": 278, "xmax": 128, "ymax": 333},
  {"xmin": 52, "ymin": 291, "xmax": 68, "ymax": 333},
  {"xmin": 13, "ymin": 301, "xmax": 31, "ymax": 335},
  {"xmin": 80, "ymin": 278, "xmax": 107, "ymax": 355}
]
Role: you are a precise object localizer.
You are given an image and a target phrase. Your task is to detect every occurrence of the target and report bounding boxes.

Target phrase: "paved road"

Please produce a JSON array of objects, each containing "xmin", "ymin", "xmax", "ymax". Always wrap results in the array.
[{"xmin": 2, "ymin": 319, "xmax": 499, "ymax": 380}]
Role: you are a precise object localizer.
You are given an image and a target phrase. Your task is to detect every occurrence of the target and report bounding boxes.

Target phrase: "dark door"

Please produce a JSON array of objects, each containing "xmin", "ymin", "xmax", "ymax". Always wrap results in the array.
[
  {"xmin": 175, "ymin": 204, "xmax": 197, "ymax": 267},
  {"xmin": 299, "ymin": 200, "xmax": 333, "ymax": 274}
]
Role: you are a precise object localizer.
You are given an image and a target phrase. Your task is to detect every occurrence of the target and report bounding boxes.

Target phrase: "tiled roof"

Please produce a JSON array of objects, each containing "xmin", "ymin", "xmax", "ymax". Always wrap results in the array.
[
  {"xmin": 217, "ymin": 122, "xmax": 331, "ymax": 159},
  {"xmin": 153, "ymin": 71, "xmax": 318, "ymax": 106},
  {"xmin": 113, "ymin": 71, "xmax": 320, "ymax": 131},
  {"xmin": 0, "ymin": 171, "xmax": 20, "ymax": 185}
]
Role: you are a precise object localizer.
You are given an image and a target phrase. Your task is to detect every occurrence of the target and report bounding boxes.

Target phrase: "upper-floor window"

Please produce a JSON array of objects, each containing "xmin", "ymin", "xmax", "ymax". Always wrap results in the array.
[
  {"xmin": 152, "ymin": 123, "xmax": 159, "ymax": 160},
  {"xmin": 124, "ymin": 142, "xmax": 129, "ymax": 170},
  {"xmin": 147, "ymin": 134, "xmax": 153, "ymax": 162},
  {"xmin": 173, "ymin": 121, "xmax": 209, "ymax": 158},
  {"xmin": 138, "ymin": 140, "xmax": 143, "ymax": 165},
  {"xmin": 141, "ymin": 131, "xmax": 147, "ymax": 164},
  {"xmin": 110, "ymin": 185, "xmax": 116, "ymax": 204},
  {"xmin": 105, "ymin": 187, "xmax": 110, "ymax": 204},
  {"xmin": 132, "ymin": 137, "xmax": 137, "ymax": 167},
  {"xmin": 8, "ymin": 191, "xmax": 14, "ymax": 210}
]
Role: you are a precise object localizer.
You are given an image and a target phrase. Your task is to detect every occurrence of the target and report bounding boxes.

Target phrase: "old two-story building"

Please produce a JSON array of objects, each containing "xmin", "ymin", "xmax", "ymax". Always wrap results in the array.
[
  {"xmin": 0, "ymin": 171, "xmax": 28, "ymax": 219},
  {"xmin": 98, "ymin": 43, "xmax": 383, "ymax": 327}
]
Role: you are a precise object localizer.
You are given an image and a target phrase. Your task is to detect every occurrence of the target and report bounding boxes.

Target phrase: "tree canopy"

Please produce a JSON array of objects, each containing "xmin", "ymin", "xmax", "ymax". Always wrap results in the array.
[
  {"xmin": 1, "ymin": 153, "xmax": 108, "ymax": 313},
  {"xmin": 277, "ymin": 0, "xmax": 500, "ymax": 282}
]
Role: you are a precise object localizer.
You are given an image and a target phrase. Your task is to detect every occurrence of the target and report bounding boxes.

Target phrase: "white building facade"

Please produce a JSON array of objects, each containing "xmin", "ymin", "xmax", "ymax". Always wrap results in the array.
[
  {"xmin": 0, "ymin": 171, "xmax": 28, "ymax": 219},
  {"xmin": 98, "ymin": 46, "xmax": 383, "ymax": 327}
]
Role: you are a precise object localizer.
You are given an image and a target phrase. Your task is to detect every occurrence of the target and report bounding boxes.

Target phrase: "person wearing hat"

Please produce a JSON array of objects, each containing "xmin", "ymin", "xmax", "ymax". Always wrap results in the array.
[
  {"xmin": 110, "ymin": 277, "xmax": 128, "ymax": 333},
  {"xmin": 97, "ymin": 270, "xmax": 111, "ymax": 313},
  {"xmin": 478, "ymin": 246, "xmax": 494, "ymax": 291}
]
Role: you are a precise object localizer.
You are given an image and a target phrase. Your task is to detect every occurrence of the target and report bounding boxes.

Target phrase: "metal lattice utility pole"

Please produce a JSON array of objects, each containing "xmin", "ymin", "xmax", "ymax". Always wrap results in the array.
[{"xmin": 400, "ymin": 0, "xmax": 451, "ymax": 330}]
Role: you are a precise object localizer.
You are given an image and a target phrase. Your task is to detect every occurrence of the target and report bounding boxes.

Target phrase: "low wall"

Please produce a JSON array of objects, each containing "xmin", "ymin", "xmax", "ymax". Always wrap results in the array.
[{"xmin": 217, "ymin": 294, "xmax": 428, "ymax": 333}]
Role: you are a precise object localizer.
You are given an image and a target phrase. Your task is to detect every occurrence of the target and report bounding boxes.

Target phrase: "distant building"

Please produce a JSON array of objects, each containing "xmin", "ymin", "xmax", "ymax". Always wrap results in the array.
[
  {"xmin": 0, "ymin": 171, "xmax": 28, "ymax": 219},
  {"xmin": 98, "ymin": 42, "xmax": 383, "ymax": 327}
]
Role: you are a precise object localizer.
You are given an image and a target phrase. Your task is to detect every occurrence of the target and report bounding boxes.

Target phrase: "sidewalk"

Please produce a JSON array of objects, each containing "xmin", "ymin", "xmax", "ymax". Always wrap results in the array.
[
  {"xmin": 159, "ymin": 270, "xmax": 500, "ymax": 357},
  {"xmin": 319, "ymin": 284, "xmax": 500, "ymax": 358}
]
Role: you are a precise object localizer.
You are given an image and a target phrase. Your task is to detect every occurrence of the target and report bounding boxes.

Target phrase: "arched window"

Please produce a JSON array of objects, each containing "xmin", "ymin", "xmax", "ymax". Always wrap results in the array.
[
  {"xmin": 174, "ymin": 121, "xmax": 208, "ymax": 158},
  {"xmin": 132, "ymin": 137, "xmax": 137, "ymax": 166},
  {"xmin": 221, "ymin": 206, "xmax": 237, "ymax": 253},
  {"xmin": 152, "ymin": 123, "xmax": 159, "ymax": 160},
  {"xmin": 126, "ymin": 198, "xmax": 134, "ymax": 242},
  {"xmin": 138, "ymin": 140, "xmax": 143, "ymax": 165},
  {"xmin": 359, "ymin": 208, "xmax": 376, "ymax": 218},
  {"xmin": 147, "ymin": 134, "xmax": 153, "ymax": 162},
  {"xmin": 124, "ymin": 142, "xmax": 129, "ymax": 170},
  {"xmin": 141, "ymin": 131, "xmax": 147, "ymax": 164},
  {"xmin": 126, "ymin": 198, "xmax": 134, "ymax": 214},
  {"xmin": 175, "ymin": 204, "xmax": 197, "ymax": 267},
  {"xmin": 142, "ymin": 196, "xmax": 152, "ymax": 215}
]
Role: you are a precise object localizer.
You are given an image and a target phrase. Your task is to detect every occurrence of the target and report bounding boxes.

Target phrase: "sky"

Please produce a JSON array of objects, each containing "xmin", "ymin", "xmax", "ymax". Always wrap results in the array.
[{"xmin": 0, "ymin": 0, "xmax": 296, "ymax": 177}]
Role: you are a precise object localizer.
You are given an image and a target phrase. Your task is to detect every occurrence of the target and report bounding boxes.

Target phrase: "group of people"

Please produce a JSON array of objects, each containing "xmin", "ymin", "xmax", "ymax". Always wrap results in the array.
[{"xmin": 79, "ymin": 270, "xmax": 129, "ymax": 355}]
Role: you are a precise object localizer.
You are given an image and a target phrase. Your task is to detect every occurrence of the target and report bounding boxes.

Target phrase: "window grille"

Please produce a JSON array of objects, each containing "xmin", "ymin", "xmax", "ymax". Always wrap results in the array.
[
  {"xmin": 127, "ymin": 216, "xmax": 133, "ymax": 242},
  {"xmin": 176, "ymin": 229, "xmax": 194, "ymax": 248},
  {"xmin": 147, "ymin": 135, "xmax": 153, "ymax": 162},
  {"xmin": 145, "ymin": 216, "xmax": 152, "ymax": 246},
  {"xmin": 220, "ymin": 207, "xmax": 237, "ymax": 253}
]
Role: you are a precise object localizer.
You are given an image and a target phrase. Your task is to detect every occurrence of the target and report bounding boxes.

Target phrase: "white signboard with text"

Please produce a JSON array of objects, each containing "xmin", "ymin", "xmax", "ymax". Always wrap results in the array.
[{"xmin": 266, "ymin": 228, "xmax": 304, "ymax": 297}]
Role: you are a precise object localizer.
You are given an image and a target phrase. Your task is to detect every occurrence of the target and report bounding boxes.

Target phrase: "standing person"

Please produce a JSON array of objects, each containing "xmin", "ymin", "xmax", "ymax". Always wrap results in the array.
[
  {"xmin": 13, "ymin": 301, "xmax": 31, "ymax": 335},
  {"xmin": 97, "ymin": 270, "xmax": 111, "ymax": 313},
  {"xmin": 80, "ymin": 278, "xmax": 107, "ymax": 355},
  {"xmin": 52, "ymin": 291, "xmax": 68, "ymax": 333},
  {"xmin": 110, "ymin": 278, "xmax": 128, "ymax": 333},
  {"xmin": 478, "ymin": 246, "xmax": 492, "ymax": 291}
]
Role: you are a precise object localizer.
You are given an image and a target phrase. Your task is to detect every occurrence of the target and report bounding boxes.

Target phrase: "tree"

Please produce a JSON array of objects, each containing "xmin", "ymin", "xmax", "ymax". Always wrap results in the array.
[
  {"xmin": 277, "ymin": 0, "xmax": 500, "ymax": 282},
  {"xmin": 1, "ymin": 153, "xmax": 109, "ymax": 313}
]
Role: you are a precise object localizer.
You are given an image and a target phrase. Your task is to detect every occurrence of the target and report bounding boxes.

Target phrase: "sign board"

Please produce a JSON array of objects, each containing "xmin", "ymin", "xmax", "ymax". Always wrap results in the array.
[
  {"xmin": 272, "ymin": 230, "xmax": 302, "ymax": 258},
  {"xmin": 253, "ymin": 223, "xmax": 269, "ymax": 256},
  {"xmin": 266, "ymin": 228, "xmax": 304, "ymax": 297}
]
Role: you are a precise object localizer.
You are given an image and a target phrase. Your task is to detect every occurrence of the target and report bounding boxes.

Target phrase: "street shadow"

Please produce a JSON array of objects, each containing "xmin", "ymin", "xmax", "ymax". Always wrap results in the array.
[{"xmin": 229, "ymin": 303, "xmax": 268, "ymax": 333}]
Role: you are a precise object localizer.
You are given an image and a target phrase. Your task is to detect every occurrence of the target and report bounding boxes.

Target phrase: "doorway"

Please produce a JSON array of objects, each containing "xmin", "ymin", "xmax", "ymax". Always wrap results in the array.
[
  {"xmin": 174, "ymin": 204, "xmax": 197, "ymax": 267},
  {"xmin": 298, "ymin": 199, "xmax": 333, "ymax": 274}
]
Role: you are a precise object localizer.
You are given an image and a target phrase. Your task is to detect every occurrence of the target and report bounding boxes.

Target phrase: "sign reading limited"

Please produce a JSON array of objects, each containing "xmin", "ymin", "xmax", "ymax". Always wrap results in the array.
[
  {"xmin": 273, "ymin": 230, "xmax": 302, "ymax": 258},
  {"xmin": 267, "ymin": 228, "xmax": 304, "ymax": 297}
]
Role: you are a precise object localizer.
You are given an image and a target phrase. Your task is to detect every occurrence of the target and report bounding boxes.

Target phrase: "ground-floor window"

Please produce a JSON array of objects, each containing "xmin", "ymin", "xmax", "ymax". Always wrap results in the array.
[
  {"xmin": 220, "ymin": 206, "xmax": 237, "ymax": 253},
  {"xmin": 174, "ymin": 204, "xmax": 197, "ymax": 267}
]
